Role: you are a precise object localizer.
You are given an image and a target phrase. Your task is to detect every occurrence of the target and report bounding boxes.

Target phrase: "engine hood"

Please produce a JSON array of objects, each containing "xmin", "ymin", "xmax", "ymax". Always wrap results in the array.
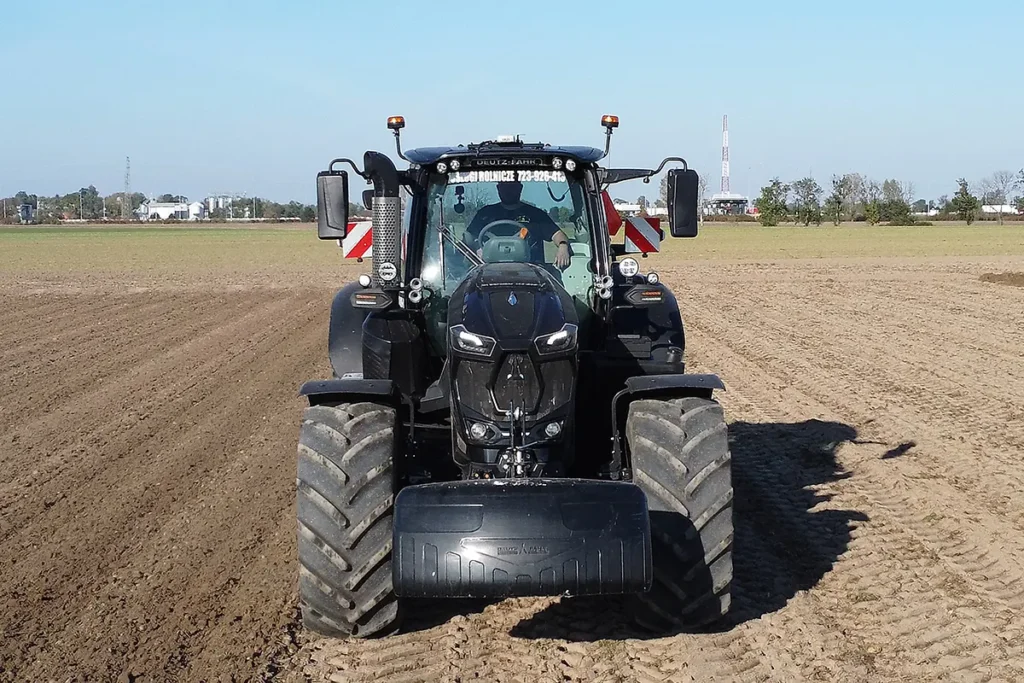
[{"xmin": 447, "ymin": 263, "xmax": 579, "ymax": 350}]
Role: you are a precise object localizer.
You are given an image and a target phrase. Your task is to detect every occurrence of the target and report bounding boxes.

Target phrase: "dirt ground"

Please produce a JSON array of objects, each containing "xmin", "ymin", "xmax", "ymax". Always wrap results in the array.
[{"xmin": 3, "ymin": 230, "xmax": 1024, "ymax": 681}]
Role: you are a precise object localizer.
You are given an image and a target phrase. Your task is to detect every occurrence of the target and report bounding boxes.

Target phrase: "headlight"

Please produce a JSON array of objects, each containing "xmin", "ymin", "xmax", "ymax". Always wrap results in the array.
[
  {"xmin": 535, "ymin": 323, "xmax": 578, "ymax": 355},
  {"xmin": 618, "ymin": 257, "xmax": 639, "ymax": 278},
  {"xmin": 469, "ymin": 422, "xmax": 492, "ymax": 440},
  {"xmin": 450, "ymin": 324, "xmax": 496, "ymax": 357}
]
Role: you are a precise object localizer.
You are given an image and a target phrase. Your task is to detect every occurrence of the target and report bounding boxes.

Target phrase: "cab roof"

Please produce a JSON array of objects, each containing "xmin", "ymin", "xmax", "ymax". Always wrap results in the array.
[{"xmin": 404, "ymin": 142, "xmax": 605, "ymax": 166}]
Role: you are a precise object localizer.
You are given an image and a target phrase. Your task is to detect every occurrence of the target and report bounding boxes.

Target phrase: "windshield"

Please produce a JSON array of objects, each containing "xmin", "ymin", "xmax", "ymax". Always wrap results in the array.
[{"xmin": 420, "ymin": 169, "xmax": 595, "ymax": 303}]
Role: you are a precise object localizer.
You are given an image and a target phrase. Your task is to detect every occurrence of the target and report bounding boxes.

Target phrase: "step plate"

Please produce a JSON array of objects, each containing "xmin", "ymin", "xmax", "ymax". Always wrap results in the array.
[{"xmin": 393, "ymin": 479, "xmax": 652, "ymax": 598}]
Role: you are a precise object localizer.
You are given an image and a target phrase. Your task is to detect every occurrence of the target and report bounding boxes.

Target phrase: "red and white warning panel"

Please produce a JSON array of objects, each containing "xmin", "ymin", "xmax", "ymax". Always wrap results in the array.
[
  {"xmin": 340, "ymin": 221, "xmax": 372, "ymax": 258},
  {"xmin": 624, "ymin": 216, "xmax": 662, "ymax": 253},
  {"xmin": 601, "ymin": 191, "xmax": 623, "ymax": 236}
]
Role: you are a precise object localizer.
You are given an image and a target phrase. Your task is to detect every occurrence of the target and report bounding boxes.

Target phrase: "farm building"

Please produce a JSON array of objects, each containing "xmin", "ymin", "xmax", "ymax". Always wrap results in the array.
[
  {"xmin": 138, "ymin": 200, "xmax": 207, "ymax": 221},
  {"xmin": 981, "ymin": 204, "xmax": 1022, "ymax": 216},
  {"xmin": 706, "ymin": 192, "xmax": 749, "ymax": 216},
  {"xmin": 612, "ymin": 202, "xmax": 668, "ymax": 217}
]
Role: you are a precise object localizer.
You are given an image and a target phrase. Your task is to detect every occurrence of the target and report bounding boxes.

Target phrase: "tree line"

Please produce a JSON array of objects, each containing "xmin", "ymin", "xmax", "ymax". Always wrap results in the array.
[
  {"xmin": 0, "ymin": 186, "xmax": 323, "ymax": 224},
  {"xmin": 755, "ymin": 169, "xmax": 1024, "ymax": 227}
]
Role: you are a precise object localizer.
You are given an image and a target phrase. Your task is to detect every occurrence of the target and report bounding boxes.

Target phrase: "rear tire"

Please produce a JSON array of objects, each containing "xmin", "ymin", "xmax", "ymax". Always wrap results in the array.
[
  {"xmin": 626, "ymin": 396, "xmax": 733, "ymax": 631},
  {"xmin": 296, "ymin": 401, "xmax": 399, "ymax": 638}
]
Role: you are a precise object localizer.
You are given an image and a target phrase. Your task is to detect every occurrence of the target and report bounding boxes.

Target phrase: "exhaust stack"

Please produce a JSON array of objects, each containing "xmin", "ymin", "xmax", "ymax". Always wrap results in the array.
[{"xmin": 363, "ymin": 151, "xmax": 402, "ymax": 290}]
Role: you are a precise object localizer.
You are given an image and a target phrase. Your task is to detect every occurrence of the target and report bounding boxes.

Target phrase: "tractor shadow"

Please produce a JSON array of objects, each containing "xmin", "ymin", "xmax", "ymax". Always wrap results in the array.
[{"xmin": 508, "ymin": 418, "xmax": 869, "ymax": 642}]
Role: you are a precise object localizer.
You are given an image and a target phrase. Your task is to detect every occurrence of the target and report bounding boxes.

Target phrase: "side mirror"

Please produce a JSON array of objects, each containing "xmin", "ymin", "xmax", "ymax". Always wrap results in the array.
[
  {"xmin": 316, "ymin": 170, "xmax": 349, "ymax": 239},
  {"xmin": 667, "ymin": 168, "xmax": 699, "ymax": 238}
]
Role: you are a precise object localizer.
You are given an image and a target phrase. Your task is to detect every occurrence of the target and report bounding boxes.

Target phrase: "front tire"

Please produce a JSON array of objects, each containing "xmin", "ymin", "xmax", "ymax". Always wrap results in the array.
[
  {"xmin": 296, "ymin": 401, "xmax": 399, "ymax": 638},
  {"xmin": 626, "ymin": 396, "xmax": 733, "ymax": 631}
]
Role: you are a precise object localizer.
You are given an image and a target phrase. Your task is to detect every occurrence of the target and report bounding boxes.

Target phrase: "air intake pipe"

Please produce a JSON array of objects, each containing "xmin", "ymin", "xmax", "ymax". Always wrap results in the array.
[{"xmin": 364, "ymin": 151, "xmax": 402, "ymax": 290}]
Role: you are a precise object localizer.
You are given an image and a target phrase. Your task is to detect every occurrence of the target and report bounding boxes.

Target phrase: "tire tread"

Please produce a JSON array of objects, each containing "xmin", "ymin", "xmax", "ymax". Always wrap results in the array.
[{"xmin": 296, "ymin": 401, "xmax": 399, "ymax": 638}]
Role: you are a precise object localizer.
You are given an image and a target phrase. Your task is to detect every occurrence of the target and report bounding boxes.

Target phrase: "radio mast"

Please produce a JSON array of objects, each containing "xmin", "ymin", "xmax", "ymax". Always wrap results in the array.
[
  {"xmin": 122, "ymin": 157, "xmax": 132, "ymax": 219},
  {"xmin": 721, "ymin": 115, "xmax": 730, "ymax": 194}
]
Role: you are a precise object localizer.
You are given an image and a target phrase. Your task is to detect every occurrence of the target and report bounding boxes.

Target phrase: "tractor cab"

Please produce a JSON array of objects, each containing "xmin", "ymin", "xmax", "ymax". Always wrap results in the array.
[
  {"xmin": 409, "ymin": 141, "xmax": 603, "ymax": 353},
  {"xmin": 308, "ymin": 116, "xmax": 707, "ymax": 483}
]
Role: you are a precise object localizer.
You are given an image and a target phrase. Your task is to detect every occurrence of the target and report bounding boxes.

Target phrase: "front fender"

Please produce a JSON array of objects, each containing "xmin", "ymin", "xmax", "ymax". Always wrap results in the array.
[
  {"xmin": 607, "ymin": 373, "xmax": 726, "ymax": 478},
  {"xmin": 623, "ymin": 373, "xmax": 725, "ymax": 399},
  {"xmin": 298, "ymin": 378, "xmax": 395, "ymax": 406}
]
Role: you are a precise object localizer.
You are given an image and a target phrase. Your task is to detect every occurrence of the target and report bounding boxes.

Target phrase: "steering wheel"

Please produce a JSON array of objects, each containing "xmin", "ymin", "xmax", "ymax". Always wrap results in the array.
[
  {"xmin": 476, "ymin": 219, "xmax": 530, "ymax": 263},
  {"xmin": 477, "ymin": 219, "xmax": 526, "ymax": 245}
]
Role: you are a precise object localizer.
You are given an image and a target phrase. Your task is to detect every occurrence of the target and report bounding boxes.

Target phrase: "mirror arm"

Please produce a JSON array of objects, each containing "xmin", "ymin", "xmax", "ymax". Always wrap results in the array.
[
  {"xmin": 328, "ymin": 158, "xmax": 368, "ymax": 180},
  {"xmin": 650, "ymin": 156, "xmax": 688, "ymax": 176}
]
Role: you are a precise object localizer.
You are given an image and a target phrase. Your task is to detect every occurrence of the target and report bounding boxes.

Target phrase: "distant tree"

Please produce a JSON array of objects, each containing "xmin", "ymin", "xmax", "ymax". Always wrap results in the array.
[
  {"xmin": 950, "ymin": 178, "xmax": 980, "ymax": 224},
  {"xmin": 791, "ymin": 177, "xmax": 823, "ymax": 226},
  {"xmin": 881, "ymin": 179, "xmax": 903, "ymax": 203},
  {"xmin": 300, "ymin": 205, "xmax": 316, "ymax": 222},
  {"xmin": 347, "ymin": 202, "xmax": 368, "ymax": 218},
  {"xmin": 824, "ymin": 194, "xmax": 842, "ymax": 225},
  {"xmin": 754, "ymin": 178, "xmax": 790, "ymax": 226},
  {"xmin": 636, "ymin": 195, "xmax": 648, "ymax": 217},
  {"xmin": 825, "ymin": 175, "xmax": 854, "ymax": 225},
  {"xmin": 912, "ymin": 199, "xmax": 928, "ymax": 214},
  {"xmin": 900, "ymin": 181, "xmax": 916, "ymax": 207},
  {"xmin": 843, "ymin": 172, "xmax": 865, "ymax": 220},
  {"xmin": 697, "ymin": 175, "xmax": 709, "ymax": 219},
  {"xmin": 75, "ymin": 186, "xmax": 102, "ymax": 219},
  {"xmin": 157, "ymin": 193, "xmax": 180, "ymax": 203},
  {"xmin": 880, "ymin": 198, "xmax": 912, "ymax": 225},
  {"xmin": 263, "ymin": 202, "xmax": 282, "ymax": 220},
  {"xmin": 863, "ymin": 179, "xmax": 910, "ymax": 224},
  {"xmin": 659, "ymin": 175, "xmax": 668, "ymax": 206},
  {"xmin": 980, "ymin": 170, "xmax": 1016, "ymax": 224},
  {"xmin": 864, "ymin": 200, "xmax": 881, "ymax": 225},
  {"xmin": 862, "ymin": 179, "xmax": 882, "ymax": 221},
  {"xmin": 1014, "ymin": 195, "xmax": 1024, "ymax": 214}
]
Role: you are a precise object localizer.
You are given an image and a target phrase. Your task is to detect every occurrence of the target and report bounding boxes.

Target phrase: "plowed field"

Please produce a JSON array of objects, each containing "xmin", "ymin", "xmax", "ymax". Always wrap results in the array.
[{"xmin": 2, "ymin": 225, "xmax": 1023, "ymax": 682}]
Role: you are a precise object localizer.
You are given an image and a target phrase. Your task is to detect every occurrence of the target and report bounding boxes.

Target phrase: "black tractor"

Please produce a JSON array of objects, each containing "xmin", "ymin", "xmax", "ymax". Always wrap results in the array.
[{"xmin": 296, "ymin": 115, "xmax": 732, "ymax": 638}]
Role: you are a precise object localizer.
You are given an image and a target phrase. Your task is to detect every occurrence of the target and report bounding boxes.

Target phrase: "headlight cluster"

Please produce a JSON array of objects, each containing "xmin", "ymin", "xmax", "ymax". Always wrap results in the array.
[
  {"xmin": 534, "ymin": 323, "xmax": 578, "ymax": 356},
  {"xmin": 450, "ymin": 324, "xmax": 496, "ymax": 357}
]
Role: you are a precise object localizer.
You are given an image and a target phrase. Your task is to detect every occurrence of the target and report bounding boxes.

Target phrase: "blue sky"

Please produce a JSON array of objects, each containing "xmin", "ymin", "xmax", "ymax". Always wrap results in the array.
[{"xmin": 2, "ymin": 0, "xmax": 1021, "ymax": 203}]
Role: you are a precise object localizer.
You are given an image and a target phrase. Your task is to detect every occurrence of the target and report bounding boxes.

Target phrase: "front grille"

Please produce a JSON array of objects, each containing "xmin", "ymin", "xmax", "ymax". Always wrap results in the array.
[
  {"xmin": 454, "ymin": 356, "xmax": 572, "ymax": 422},
  {"xmin": 455, "ymin": 360, "xmax": 498, "ymax": 419},
  {"xmin": 493, "ymin": 353, "xmax": 540, "ymax": 413},
  {"xmin": 536, "ymin": 359, "xmax": 573, "ymax": 419}
]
